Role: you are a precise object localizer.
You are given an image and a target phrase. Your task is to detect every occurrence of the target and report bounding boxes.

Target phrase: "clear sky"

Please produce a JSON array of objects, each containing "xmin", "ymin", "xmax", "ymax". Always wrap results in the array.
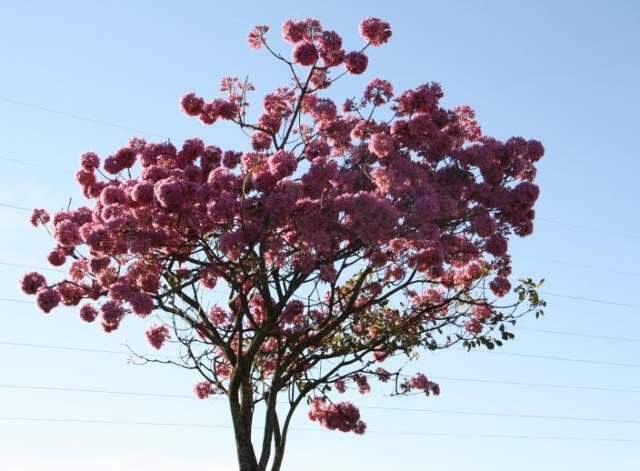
[{"xmin": 1, "ymin": 1, "xmax": 639, "ymax": 470}]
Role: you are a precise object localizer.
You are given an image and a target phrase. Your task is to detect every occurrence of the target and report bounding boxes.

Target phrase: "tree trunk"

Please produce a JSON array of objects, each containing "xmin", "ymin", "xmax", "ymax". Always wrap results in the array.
[
  {"xmin": 270, "ymin": 446, "xmax": 285, "ymax": 471},
  {"xmin": 229, "ymin": 388, "xmax": 258, "ymax": 471},
  {"xmin": 231, "ymin": 410, "xmax": 259, "ymax": 471}
]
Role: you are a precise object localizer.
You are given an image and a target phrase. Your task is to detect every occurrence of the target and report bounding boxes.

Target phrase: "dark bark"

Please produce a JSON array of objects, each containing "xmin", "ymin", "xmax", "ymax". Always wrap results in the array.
[
  {"xmin": 230, "ymin": 398, "xmax": 259, "ymax": 471},
  {"xmin": 229, "ymin": 363, "xmax": 259, "ymax": 471},
  {"xmin": 258, "ymin": 390, "xmax": 279, "ymax": 470}
]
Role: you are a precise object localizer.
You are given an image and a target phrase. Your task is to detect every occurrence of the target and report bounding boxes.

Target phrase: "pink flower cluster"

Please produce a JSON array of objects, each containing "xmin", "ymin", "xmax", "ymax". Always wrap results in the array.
[
  {"xmin": 194, "ymin": 381, "xmax": 215, "ymax": 399},
  {"xmin": 145, "ymin": 325, "xmax": 170, "ymax": 350},
  {"xmin": 308, "ymin": 398, "xmax": 366, "ymax": 434},
  {"xmin": 359, "ymin": 17, "xmax": 392, "ymax": 46},
  {"xmin": 401, "ymin": 373, "xmax": 440, "ymax": 396},
  {"xmin": 247, "ymin": 17, "xmax": 392, "ymax": 76},
  {"xmin": 21, "ymin": 16, "xmax": 544, "ymax": 437}
]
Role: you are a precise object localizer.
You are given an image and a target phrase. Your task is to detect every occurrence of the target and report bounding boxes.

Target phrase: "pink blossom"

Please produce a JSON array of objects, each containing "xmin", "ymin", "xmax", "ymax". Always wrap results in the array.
[
  {"xmin": 154, "ymin": 179, "xmax": 184, "ymax": 209},
  {"xmin": 180, "ymin": 93, "xmax": 205, "ymax": 116},
  {"xmin": 344, "ymin": 51, "xmax": 368, "ymax": 74},
  {"xmin": 375, "ymin": 368, "xmax": 391, "ymax": 382},
  {"xmin": 473, "ymin": 304, "xmax": 492, "ymax": 320},
  {"xmin": 131, "ymin": 182, "xmax": 154, "ymax": 204},
  {"xmin": 268, "ymin": 150, "xmax": 297, "ymax": 178},
  {"xmin": 319, "ymin": 264, "xmax": 337, "ymax": 283},
  {"xmin": 209, "ymin": 306, "xmax": 229, "ymax": 326},
  {"xmin": 22, "ymin": 17, "xmax": 545, "ymax": 452},
  {"xmin": 359, "ymin": 17, "xmax": 392, "ymax": 46},
  {"xmin": 251, "ymin": 131, "xmax": 272, "ymax": 151},
  {"xmin": 485, "ymin": 234, "xmax": 508, "ymax": 256},
  {"xmin": 364, "ymin": 79, "xmax": 394, "ymax": 105},
  {"xmin": 465, "ymin": 318, "xmax": 483, "ymax": 334},
  {"xmin": 353, "ymin": 373, "xmax": 371, "ymax": 394},
  {"xmin": 282, "ymin": 20, "xmax": 305, "ymax": 43},
  {"xmin": 304, "ymin": 139, "xmax": 330, "ymax": 160},
  {"xmin": 490, "ymin": 277, "xmax": 511, "ymax": 297},
  {"xmin": 319, "ymin": 30, "xmax": 342, "ymax": 52},
  {"xmin": 57, "ymin": 282, "xmax": 83, "ymax": 306},
  {"xmin": 29, "ymin": 208, "xmax": 50, "ymax": 227},
  {"xmin": 472, "ymin": 212, "xmax": 496, "ymax": 237},
  {"xmin": 36, "ymin": 287, "xmax": 61, "ymax": 313},
  {"xmin": 100, "ymin": 301, "xmax": 125, "ymax": 332},
  {"xmin": 80, "ymin": 152, "xmax": 100, "ymax": 171},
  {"xmin": 100, "ymin": 186, "xmax": 127, "ymax": 205},
  {"xmin": 369, "ymin": 133, "xmax": 394, "ymax": 157},
  {"xmin": 194, "ymin": 381, "xmax": 214, "ymax": 399},
  {"xmin": 308, "ymin": 398, "xmax": 366, "ymax": 434},
  {"xmin": 292, "ymin": 42, "xmax": 319, "ymax": 66},
  {"xmin": 20, "ymin": 272, "xmax": 46, "ymax": 294},
  {"xmin": 53, "ymin": 220, "xmax": 81, "ymax": 247},
  {"xmin": 401, "ymin": 373, "xmax": 439, "ymax": 396},
  {"xmin": 281, "ymin": 300, "xmax": 304, "ymax": 324},
  {"xmin": 129, "ymin": 292, "xmax": 154, "ymax": 317},
  {"xmin": 248, "ymin": 25, "xmax": 269, "ymax": 49},
  {"xmin": 146, "ymin": 324, "xmax": 170, "ymax": 349},
  {"xmin": 47, "ymin": 250, "xmax": 66, "ymax": 266},
  {"xmin": 79, "ymin": 304, "xmax": 98, "ymax": 323}
]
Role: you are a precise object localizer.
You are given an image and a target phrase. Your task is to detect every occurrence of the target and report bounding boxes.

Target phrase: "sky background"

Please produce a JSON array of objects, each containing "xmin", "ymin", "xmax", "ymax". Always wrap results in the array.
[{"xmin": 1, "ymin": 0, "xmax": 639, "ymax": 469}]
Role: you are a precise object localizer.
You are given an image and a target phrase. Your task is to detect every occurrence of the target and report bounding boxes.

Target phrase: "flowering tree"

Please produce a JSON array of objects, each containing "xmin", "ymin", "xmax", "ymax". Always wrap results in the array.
[{"xmin": 21, "ymin": 17, "xmax": 545, "ymax": 471}]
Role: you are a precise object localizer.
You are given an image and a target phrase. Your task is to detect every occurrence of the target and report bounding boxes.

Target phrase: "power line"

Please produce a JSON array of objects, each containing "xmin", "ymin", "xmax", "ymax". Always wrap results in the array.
[
  {"xmin": 0, "ymin": 261, "xmax": 64, "ymax": 273},
  {"xmin": 0, "ymin": 297, "xmax": 32, "ymax": 305},
  {"xmin": 0, "ymin": 384, "xmax": 194, "ymax": 399},
  {"xmin": 540, "ymin": 291, "xmax": 640, "ymax": 311},
  {"xmin": 0, "ymin": 155, "xmax": 73, "ymax": 174},
  {"xmin": 1, "ymin": 338, "xmax": 639, "ymax": 371},
  {"xmin": 526, "ymin": 257, "xmax": 640, "ymax": 279},
  {"xmin": 0, "ymin": 97, "xmax": 168, "ymax": 139},
  {"xmin": 4, "ymin": 294, "xmax": 639, "ymax": 344},
  {"xmin": 537, "ymin": 217, "xmax": 640, "ymax": 240},
  {"xmin": 0, "ymin": 341, "xmax": 126, "ymax": 355},
  {"xmin": 1, "ymin": 96, "xmax": 638, "ymax": 242},
  {"xmin": 0, "ymin": 416, "xmax": 638, "ymax": 442},
  {"xmin": 2, "ymin": 383, "xmax": 637, "ymax": 425},
  {"xmin": 518, "ymin": 326, "xmax": 640, "ymax": 343},
  {"xmin": 3, "ymin": 255, "xmax": 640, "ymax": 316},
  {"xmin": 0, "ymin": 202, "xmax": 32, "ymax": 211},
  {"xmin": 431, "ymin": 376, "xmax": 640, "ymax": 394},
  {"xmin": 462, "ymin": 348, "xmax": 640, "ymax": 368},
  {"xmin": 365, "ymin": 405, "xmax": 640, "ymax": 425}
]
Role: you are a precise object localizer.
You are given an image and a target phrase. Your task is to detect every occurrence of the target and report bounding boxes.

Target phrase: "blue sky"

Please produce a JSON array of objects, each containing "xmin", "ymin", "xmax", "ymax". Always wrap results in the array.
[{"xmin": 1, "ymin": 0, "xmax": 639, "ymax": 469}]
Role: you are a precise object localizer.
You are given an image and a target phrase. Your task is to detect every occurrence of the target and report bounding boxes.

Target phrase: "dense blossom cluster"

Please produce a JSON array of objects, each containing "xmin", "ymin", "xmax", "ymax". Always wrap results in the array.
[
  {"xmin": 308, "ymin": 398, "xmax": 366, "ymax": 434},
  {"xmin": 401, "ymin": 373, "xmax": 441, "ymax": 396},
  {"xmin": 22, "ymin": 15, "xmax": 543, "ymax": 448}
]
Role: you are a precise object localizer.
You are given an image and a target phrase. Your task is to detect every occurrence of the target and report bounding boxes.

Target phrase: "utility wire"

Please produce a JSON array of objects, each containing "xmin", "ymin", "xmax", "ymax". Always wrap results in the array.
[
  {"xmin": 0, "ymin": 97, "xmax": 168, "ymax": 139},
  {"xmin": 0, "ymin": 202, "xmax": 32, "ymax": 211},
  {"xmin": 0, "ymin": 261, "xmax": 64, "ymax": 273},
  {"xmin": 460, "ymin": 348, "xmax": 640, "ymax": 368},
  {"xmin": 517, "ymin": 326, "xmax": 640, "ymax": 343},
  {"xmin": 0, "ymin": 341, "xmax": 126, "ymax": 355},
  {"xmin": 0, "ymin": 297, "xmax": 33, "ymax": 305},
  {"xmin": 428, "ymin": 376, "xmax": 640, "ymax": 394},
  {"xmin": 6, "ymin": 259, "xmax": 640, "ymax": 343},
  {"xmin": 539, "ymin": 291, "xmax": 640, "ymax": 310},
  {"xmin": 1, "ymin": 383, "xmax": 638, "ymax": 425},
  {"xmin": 1, "ymin": 339, "xmax": 639, "ymax": 369},
  {"xmin": 0, "ymin": 155, "xmax": 73, "ymax": 174},
  {"xmin": 0, "ymin": 416, "xmax": 638, "ymax": 442},
  {"xmin": 364, "ymin": 405, "xmax": 640, "ymax": 425},
  {"xmin": 2, "ymin": 294, "xmax": 639, "ymax": 344},
  {"xmin": 4, "ymin": 256, "xmax": 640, "ymax": 314},
  {"xmin": 1, "ymin": 97, "xmax": 639, "ymax": 241},
  {"xmin": 537, "ymin": 217, "xmax": 640, "ymax": 240}
]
